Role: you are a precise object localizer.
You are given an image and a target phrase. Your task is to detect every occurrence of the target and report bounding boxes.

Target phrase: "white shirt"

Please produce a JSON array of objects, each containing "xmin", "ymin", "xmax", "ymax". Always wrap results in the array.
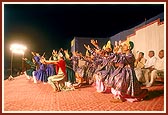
[
  {"xmin": 144, "ymin": 56, "xmax": 157, "ymax": 68},
  {"xmin": 154, "ymin": 57, "xmax": 164, "ymax": 71}
]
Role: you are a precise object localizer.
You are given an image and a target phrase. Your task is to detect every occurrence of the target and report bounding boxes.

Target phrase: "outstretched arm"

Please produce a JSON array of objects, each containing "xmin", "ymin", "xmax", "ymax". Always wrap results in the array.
[
  {"xmin": 91, "ymin": 39, "xmax": 100, "ymax": 50},
  {"xmin": 43, "ymin": 60, "xmax": 58, "ymax": 64}
]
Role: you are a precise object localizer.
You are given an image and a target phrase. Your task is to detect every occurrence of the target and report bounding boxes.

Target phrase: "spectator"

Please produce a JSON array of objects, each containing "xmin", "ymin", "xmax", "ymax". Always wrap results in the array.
[
  {"xmin": 145, "ymin": 50, "xmax": 164, "ymax": 87},
  {"xmin": 134, "ymin": 52, "xmax": 146, "ymax": 82},
  {"xmin": 143, "ymin": 50, "xmax": 157, "ymax": 86}
]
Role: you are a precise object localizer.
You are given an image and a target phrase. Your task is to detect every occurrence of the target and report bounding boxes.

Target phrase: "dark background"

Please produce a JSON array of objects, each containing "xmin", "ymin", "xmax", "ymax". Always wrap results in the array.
[{"xmin": 3, "ymin": 4, "xmax": 164, "ymax": 77}]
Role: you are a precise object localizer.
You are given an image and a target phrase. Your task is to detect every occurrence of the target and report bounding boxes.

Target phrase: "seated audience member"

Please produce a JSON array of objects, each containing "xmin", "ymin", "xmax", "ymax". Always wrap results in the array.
[
  {"xmin": 134, "ymin": 52, "xmax": 146, "ymax": 69},
  {"xmin": 134, "ymin": 52, "xmax": 146, "ymax": 82},
  {"xmin": 144, "ymin": 50, "xmax": 157, "ymax": 69},
  {"xmin": 145, "ymin": 50, "xmax": 164, "ymax": 87},
  {"xmin": 143, "ymin": 50, "xmax": 157, "ymax": 86}
]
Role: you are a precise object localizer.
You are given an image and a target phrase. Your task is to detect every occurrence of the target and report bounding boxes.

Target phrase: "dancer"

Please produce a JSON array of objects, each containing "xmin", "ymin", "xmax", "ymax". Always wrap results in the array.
[
  {"xmin": 108, "ymin": 40, "xmax": 148, "ymax": 102},
  {"xmin": 22, "ymin": 57, "xmax": 36, "ymax": 80},
  {"xmin": 43, "ymin": 52, "xmax": 67, "ymax": 92}
]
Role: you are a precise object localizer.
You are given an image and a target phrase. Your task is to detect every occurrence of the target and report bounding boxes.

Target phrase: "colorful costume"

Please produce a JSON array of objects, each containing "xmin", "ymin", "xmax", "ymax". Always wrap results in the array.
[
  {"xmin": 108, "ymin": 52, "xmax": 148, "ymax": 102},
  {"xmin": 24, "ymin": 59, "xmax": 36, "ymax": 77}
]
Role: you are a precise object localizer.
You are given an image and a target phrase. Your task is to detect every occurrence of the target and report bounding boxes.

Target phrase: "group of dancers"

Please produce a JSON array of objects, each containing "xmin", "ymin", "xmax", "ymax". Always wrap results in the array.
[{"xmin": 23, "ymin": 39, "xmax": 148, "ymax": 102}]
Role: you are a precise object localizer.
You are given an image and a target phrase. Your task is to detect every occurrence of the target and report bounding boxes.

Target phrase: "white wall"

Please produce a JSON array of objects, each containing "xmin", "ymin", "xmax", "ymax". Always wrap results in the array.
[{"xmin": 129, "ymin": 19, "xmax": 164, "ymax": 60}]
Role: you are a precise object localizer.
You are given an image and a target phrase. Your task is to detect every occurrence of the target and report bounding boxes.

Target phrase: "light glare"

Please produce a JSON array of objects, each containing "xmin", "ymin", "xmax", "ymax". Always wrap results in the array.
[{"xmin": 10, "ymin": 44, "xmax": 27, "ymax": 54}]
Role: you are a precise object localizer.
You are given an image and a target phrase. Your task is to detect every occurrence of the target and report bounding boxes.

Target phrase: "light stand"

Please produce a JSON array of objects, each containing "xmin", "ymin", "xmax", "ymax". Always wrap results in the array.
[{"xmin": 8, "ymin": 44, "xmax": 27, "ymax": 80}]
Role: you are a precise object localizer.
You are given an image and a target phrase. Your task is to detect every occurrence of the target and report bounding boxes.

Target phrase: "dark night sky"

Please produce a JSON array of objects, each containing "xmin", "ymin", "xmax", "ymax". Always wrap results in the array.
[{"xmin": 4, "ymin": 3, "xmax": 164, "ymax": 66}]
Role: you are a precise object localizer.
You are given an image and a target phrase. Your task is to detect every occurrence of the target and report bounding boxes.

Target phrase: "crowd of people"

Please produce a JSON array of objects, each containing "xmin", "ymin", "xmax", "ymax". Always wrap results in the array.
[
  {"xmin": 22, "ymin": 39, "xmax": 164, "ymax": 102},
  {"xmin": 134, "ymin": 50, "xmax": 164, "ymax": 87}
]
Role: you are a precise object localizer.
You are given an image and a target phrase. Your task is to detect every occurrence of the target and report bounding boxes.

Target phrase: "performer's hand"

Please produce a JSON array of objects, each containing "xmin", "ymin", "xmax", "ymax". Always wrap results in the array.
[
  {"xmin": 91, "ymin": 39, "xmax": 95, "ymax": 45},
  {"xmin": 22, "ymin": 58, "xmax": 27, "ymax": 61},
  {"xmin": 60, "ymin": 48, "xmax": 63, "ymax": 51},
  {"xmin": 49, "ymin": 56, "xmax": 52, "ymax": 61},
  {"xmin": 84, "ymin": 44, "xmax": 90, "ymax": 50}
]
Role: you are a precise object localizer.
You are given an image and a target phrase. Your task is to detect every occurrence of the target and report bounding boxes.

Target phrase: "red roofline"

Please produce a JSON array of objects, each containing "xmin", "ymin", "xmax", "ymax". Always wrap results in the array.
[{"xmin": 126, "ymin": 18, "xmax": 164, "ymax": 39}]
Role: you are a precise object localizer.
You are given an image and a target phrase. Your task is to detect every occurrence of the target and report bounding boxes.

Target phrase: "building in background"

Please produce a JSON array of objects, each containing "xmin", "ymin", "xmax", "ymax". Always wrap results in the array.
[{"xmin": 71, "ymin": 12, "xmax": 164, "ymax": 59}]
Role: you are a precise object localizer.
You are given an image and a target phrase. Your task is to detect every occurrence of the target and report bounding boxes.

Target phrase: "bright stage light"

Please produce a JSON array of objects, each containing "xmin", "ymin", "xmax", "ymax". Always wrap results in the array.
[
  {"xmin": 10, "ymin": 44, "xmax": 27, "ymax": 54},
  {"xmin": 9, "ymin": 43, "xmax": 27, "ymax": 79}
]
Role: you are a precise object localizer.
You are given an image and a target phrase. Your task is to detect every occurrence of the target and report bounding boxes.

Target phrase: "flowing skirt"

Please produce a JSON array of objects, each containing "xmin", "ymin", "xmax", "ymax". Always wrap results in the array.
[
  {"xmin": 108, "ymin": 67, "xmax": 148, "ymax": 102},
  {"xmin": 34, "ymin": 70, "xmax": 48, "ymax": 82},
  {"xmin": 46, "ymin": 64, "xmax": 56, "ymax": 77},
  {"xmin": 66, "ymin": 67, "xmax": 76, "ymax": 84}
]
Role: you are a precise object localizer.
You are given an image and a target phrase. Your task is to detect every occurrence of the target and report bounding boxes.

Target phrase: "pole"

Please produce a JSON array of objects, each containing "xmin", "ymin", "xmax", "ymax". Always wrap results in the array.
[
  {"xmin": 22, "ymin": 53, "xmax": 24, "ymax": 74},
  {"xmin": 10, "ymin": 52, "xmax": 13, "ymax": 76}
]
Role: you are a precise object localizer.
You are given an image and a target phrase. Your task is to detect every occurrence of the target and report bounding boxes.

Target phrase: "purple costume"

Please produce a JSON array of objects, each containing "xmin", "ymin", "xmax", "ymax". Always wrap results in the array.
[{"xmin": 108, "ymin": 52, "xmax": 148, "ymax": 102}]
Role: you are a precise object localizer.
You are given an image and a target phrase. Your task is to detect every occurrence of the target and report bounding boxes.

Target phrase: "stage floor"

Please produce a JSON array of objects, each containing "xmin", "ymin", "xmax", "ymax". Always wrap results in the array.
[{"xmin": 3, "ymin": 75, "xmax": 164, "ymax": 112}]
